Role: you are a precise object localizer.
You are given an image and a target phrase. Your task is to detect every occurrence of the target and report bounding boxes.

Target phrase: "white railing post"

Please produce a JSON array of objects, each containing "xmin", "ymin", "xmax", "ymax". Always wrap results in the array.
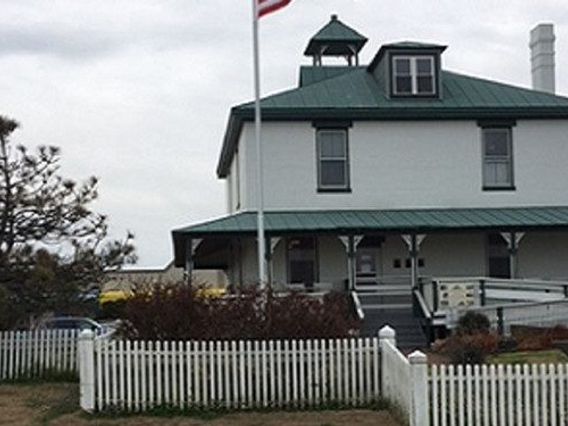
[
  {"xmin": 409, "ymin": 350, "xmax": 428, "ymax": 426},
  {"xmin": 378, "ymin": 325, "xmax": 396, "ymax": 396},
  {"xmin": 79, "ymin": 330, "xmax": 96, "ymax": 412}
]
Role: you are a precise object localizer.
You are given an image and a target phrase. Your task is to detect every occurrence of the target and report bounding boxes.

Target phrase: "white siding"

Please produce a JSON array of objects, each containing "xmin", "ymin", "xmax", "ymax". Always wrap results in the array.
[
  {"xmin": 518, "ymin": 231, "xmax": 568, "ymax": 280},
  {"xmin": 228, "ymin": 120, "xmax": 568, "ymax": 212},
  {"xmin": 379, "ymin": 234, "xmax": 486, "ymax": 278}
]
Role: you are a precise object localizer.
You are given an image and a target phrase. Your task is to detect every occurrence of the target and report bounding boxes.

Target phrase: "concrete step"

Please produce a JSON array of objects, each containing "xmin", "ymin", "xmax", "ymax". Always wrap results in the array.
[
  {"xmin": 360, "ymin": 303, "xmax": 412, "ymax": 310},
  {"xmin": 360, "ymin": 306, "xmax": 428, "ymax": 349},
  {"xmin": 358, "ymin": 293, "xmax": 412, "ymax": 306}
]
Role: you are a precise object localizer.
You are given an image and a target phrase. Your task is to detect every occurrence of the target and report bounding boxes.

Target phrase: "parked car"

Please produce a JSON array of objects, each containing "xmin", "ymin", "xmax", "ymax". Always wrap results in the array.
[{"xmin": 38, "ymin": 316, "xmax": 106, "ymax": 333}]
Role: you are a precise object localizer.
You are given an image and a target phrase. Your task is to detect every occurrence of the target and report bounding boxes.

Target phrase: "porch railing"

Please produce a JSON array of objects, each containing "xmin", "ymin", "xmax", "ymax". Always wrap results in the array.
[
  {"xmin": 415, "ymin": 277, "xmax": 568, "ymax": 340},
  {"xmin": 446, "ymin": 298, "xmax": 568, "ymax": 335},
  {"xmin": 421, "ymin": 276, "xmax": 568, "ymax": 315}
]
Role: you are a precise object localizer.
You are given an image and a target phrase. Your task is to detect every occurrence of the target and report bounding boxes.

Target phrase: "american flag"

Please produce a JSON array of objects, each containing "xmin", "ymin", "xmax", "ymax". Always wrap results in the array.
[{"xmin": 257, "ymin": 0, "xmax": 292, "ymax": 18}]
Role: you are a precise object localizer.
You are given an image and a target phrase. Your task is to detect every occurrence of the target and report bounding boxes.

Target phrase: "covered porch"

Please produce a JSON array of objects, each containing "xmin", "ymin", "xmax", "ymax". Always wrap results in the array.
[{"xmin": 172, "ymin": 206, "xmax": 568, "ymax": 292}]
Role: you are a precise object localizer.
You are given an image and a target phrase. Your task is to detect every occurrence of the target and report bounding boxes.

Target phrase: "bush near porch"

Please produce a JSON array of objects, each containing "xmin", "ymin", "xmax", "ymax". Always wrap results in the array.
[
  {"xmin": 118, "ymin": 284, "xmax": 361, "ymax": 341},
  {"xmin": 431, "ymin": 312, "xmax": 568, "ymax": 365}
]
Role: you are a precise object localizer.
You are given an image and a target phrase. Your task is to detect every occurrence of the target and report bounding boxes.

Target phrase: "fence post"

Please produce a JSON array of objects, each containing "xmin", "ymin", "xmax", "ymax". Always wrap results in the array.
[
  {"xmin": 409, "ymin": 350, "xmax": 429, "ymax": 426},
  {"xmin": 79, "ymin": 330, "xmax": 95, "ymax": 412},
  {"xmin": 379, "ymin": 325, "xmax": 396, "ymax": 347},
  {"xmin": 480, "ymin": 279, "xmax": 486, "ymax": 306},
  {"xmin": 496, "ymin": 307, "xmax": 504, "ymax": 336},
  {"xmin": 378, "ymin": 326, "xmax": 396, "ymax": 396}
]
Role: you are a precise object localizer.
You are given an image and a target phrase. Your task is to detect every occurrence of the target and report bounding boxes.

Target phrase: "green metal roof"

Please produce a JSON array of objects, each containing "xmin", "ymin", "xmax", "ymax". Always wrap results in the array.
[
  {"xmin": 218, "ymin": 66, "xmax": 568, "ymax": 176},
  {"xmin": 298, "ymin": 66, "xmax": 365, "ymax": 87},
  {"xmin": 304, "ymin": 15, "xmax": 368, "ymax": 56},
  {"xmin": 172, "ymin": 207, "xmax": 568, "ymax": 264},
  {"xmin": 247, "ymin": 69, "xmax": 568, "ymax": 111}
]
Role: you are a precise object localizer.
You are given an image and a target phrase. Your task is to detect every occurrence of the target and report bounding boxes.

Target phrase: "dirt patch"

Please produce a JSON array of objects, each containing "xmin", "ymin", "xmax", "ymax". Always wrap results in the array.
[
  {"xmin": 0, "ymin": 383, "xmax": 77, "ymax": 425},
  {"xmin": 0, "ymin": 383, "xmax": 401, "ymax": 426},
  {"xmin": 55, "ymin": 410, "xmax": 400, "ymax": 426}
]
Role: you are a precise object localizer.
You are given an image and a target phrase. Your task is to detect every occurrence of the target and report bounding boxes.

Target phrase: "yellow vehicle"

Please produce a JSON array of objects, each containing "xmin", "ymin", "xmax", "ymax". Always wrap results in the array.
[
  {"xmin": 99, "ymin": 287, "xmax": 226, "ymax": 305},
  {"xmin": 99, "ymin": 290, "xmax": 134, "ymax": 305},
  {"xmin": 195, "ymin": 287, "xmax": 227, "ymax": 299}
]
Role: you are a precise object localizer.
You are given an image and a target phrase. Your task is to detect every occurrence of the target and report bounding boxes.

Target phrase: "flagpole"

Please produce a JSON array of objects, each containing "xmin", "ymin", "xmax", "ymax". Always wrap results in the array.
[{"xmin": 252, "ymin": 0, "xmax": 267, "ymax": 288}]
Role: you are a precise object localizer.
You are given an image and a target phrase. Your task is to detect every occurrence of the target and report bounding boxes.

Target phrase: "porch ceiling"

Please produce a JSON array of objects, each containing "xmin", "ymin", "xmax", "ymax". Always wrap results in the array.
[{"xmin": 172, "ymin": 206, "xmax": 568, "ymax": 266}]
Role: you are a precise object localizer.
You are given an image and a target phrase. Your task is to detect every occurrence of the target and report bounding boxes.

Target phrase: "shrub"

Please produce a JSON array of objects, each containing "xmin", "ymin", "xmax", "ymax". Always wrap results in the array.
[
  {"xmin": 119, "ymin": 284, "xmax": 361, "ymax": 341},
  {"xmin": 99, "ymin": 300, "xmax": 126, "ymax": 320},
  {"xmin": 513, "ymin": 325, "xmax": 568, "ymax": 351},
  {"xmin": 456, "ymin": 312, "xmax": 491, "ymax": 336},
  {"xmin": 434, "ymin": 332, "xmax": 499, "ymax": 364},
  {"xmin": 497, "ymin": 336, "xmax": 518, "ymax": 353}
]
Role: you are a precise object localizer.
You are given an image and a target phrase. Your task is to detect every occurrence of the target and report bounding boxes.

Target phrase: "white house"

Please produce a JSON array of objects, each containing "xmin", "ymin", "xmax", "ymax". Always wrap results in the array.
[{"xmin": 172, "ymin": 17, "xmax": 568, "ymax": 343}]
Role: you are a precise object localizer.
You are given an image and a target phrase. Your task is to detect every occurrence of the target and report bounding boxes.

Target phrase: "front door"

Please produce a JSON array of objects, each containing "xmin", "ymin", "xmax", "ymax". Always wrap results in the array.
[
  {"xmin": 487, "ymin": 233, "xmax": 511, "ymax": 278},
  {"xmin": 356, "ymin": 248, "xmax": 379, "ymax": 287},
  {"xmin": 287, "ymin": 237, "xmax": 317, "ymax": 289}
]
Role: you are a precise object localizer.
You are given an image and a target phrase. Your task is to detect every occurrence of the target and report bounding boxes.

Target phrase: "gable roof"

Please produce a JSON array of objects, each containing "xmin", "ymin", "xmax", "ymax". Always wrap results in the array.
[{"xmin": 217, "ymin": 65, "xmax": 568, "ymax": 177}]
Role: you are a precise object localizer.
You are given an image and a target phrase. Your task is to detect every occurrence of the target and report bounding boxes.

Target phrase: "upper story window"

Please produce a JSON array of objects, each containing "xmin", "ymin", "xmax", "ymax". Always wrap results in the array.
[
  {"xmin": 316, "ymin": 129, "xmax": 350, "ymax": 191},
  {"xmin": 392, "ymin": 56, "xmax": 436, "ymax": 96},
  {"xmin": 482, "ymin": 127, "xmax": 514, "ymax": 190}
]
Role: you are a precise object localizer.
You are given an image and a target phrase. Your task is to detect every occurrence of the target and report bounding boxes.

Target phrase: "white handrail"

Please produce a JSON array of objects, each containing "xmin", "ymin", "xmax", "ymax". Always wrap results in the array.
[
  {"xmin": 351, "ymin": 291, "xmax": 365, "ymax": 321},
  {"xmin": 413, "ymin": 289, "xmax": 432, "ymax": 320},
  {"xmin": 433, "ymin": 276, "xmax": 568, "ymax": 289}
]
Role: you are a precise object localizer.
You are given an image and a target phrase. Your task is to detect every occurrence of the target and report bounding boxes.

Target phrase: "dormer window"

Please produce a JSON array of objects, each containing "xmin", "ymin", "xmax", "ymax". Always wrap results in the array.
[{"xmin": 392, "ymin": 55, "xmax": 436, "ymax": 96}]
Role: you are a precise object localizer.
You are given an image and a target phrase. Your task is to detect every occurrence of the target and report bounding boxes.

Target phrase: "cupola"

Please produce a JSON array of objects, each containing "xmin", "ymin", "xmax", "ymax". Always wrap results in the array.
[{"xmin": 304, "ymin": 14, "xmax": 368, "ymax": 66}]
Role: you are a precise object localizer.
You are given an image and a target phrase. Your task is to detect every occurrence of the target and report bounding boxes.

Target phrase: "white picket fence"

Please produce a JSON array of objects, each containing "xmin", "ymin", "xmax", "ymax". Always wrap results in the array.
[
  {"xmin": 430, "ymin": 363, "xmax": 568, "ymax": 426},
  {"xmin": 73, "ymin": 326, "xmax": 568, "ymax": 426},
  {"xmin": 0, "ymin": 329, "xmax": 79, "ymax": 380},
  {"xmin": 79, "ymin": 332, "xmax": 382, "ymax": 412}
]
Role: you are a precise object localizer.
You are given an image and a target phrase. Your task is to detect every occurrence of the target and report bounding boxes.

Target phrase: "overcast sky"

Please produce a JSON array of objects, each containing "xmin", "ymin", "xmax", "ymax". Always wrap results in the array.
[{"xmin": 1, "ymin": 0, "xmax": 567, "ymax": 267}]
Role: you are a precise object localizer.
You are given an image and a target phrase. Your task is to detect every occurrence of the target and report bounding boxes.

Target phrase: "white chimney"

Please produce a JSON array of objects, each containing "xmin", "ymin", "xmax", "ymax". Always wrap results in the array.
[{"xmin": 530, "ymin": 23, "xmax": 556, "ymax": 94}]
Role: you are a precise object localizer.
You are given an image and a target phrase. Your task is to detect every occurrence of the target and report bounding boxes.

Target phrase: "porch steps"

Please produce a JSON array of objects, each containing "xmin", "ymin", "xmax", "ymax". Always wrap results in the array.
[{"xmin": 357, "ymin": 293, "xmax": 428, "ymax": 350}]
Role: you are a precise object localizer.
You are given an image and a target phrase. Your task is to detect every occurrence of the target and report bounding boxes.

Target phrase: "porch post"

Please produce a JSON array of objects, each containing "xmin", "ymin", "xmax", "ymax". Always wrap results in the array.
[
  {"xmin": 500, "ymin": 232, "xmax": 525, "ymax": 279},
  {"xmin": 265, "ymin": 236, "xmax": 281, "ymax": 287},
  {"xmin": 339, "ymin": 235, "xmax": 364, "ymax": 291},
  {"xmin": 402, "ymin": 234, "xmax": 426, "ymax": 289},
  {"xmin": 184, "ymin": 238, "xmax": 203, "ymax": 286}
]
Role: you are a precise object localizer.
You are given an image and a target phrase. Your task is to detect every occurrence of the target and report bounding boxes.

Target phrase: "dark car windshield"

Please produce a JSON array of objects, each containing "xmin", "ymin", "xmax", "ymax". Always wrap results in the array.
[{"xmin": 44, "ymin": 318, "xmax": 100, "ymax": 331}]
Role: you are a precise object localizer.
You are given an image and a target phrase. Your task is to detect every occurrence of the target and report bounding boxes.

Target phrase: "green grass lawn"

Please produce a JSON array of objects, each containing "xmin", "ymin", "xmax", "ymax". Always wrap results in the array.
[{"xmin": 488, "ymin": 349, "xmax": 568, "ymax": 365}]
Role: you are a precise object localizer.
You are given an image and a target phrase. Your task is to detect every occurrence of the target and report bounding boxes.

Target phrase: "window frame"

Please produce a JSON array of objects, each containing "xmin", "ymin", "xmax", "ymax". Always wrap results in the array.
[
  {"xmin": 481, "ymin": 126, "xmax": 515, "ymax": 191},
  {"xmin": 392, "ymin": 55, "xmax": 436, "ymax": 96},
  {"xmin": 316, "ymin": 128, "xmax": 351, "ymax": 192}
]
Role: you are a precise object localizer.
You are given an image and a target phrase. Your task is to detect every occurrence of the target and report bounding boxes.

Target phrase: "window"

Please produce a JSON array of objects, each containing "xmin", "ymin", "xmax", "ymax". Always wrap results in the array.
[
  {"xmin": 482, "ymin": 128, "xmax": 513, "ymax": 189},
  {"xmin": 392, "ymin": 56, "xmax": 435, "ymax": 96},
  {"xmin": 287, "ymin": 237, "xmax": 317, "ymax": 288},
  {"xmin": 317, "ymin": 129, "xmax": 350, "ymax": 191}
]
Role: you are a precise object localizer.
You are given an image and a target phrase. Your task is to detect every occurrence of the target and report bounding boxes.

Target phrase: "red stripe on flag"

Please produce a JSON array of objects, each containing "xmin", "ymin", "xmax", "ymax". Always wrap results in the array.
[{"xmin": 258, "ymin": 0, "xmax": 292, "ymax": 18}]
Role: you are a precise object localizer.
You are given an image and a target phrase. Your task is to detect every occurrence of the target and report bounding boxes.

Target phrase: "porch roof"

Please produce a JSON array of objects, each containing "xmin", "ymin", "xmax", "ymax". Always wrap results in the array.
[{"xmin": 172, "ymin": 206, "xmax": 568, "ymax": 265}]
